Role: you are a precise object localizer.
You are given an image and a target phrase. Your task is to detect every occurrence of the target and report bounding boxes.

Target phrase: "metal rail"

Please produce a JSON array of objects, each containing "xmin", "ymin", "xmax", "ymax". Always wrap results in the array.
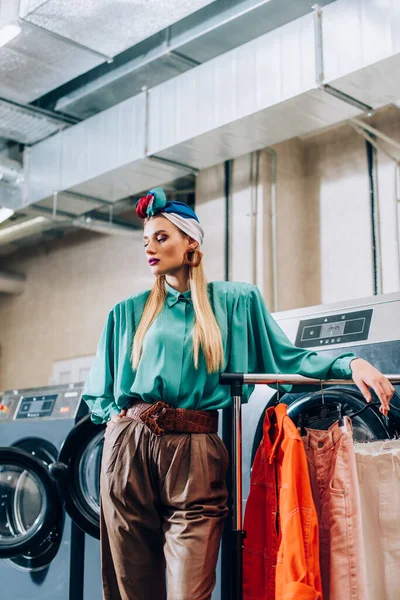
[{"xmin": 222, "ymin": 373, "xmax": 400, "ymax": 385}]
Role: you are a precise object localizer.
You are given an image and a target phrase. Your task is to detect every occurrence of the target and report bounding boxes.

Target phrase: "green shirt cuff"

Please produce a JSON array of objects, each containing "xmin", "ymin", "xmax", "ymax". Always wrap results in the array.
[
  {"xmin": 90, "ymin": 404, "xmax": 120, "ymax": 425},
  {"xmin": 330, "ymin": 356, "xmax": 357, "ymax": 379}
]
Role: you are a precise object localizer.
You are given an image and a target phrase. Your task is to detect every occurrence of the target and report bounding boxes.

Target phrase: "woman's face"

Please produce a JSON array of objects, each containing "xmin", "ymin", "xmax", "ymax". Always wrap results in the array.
[{"xmin": 143, "ymin": 215, "xmax": 195, "ymax": 276}]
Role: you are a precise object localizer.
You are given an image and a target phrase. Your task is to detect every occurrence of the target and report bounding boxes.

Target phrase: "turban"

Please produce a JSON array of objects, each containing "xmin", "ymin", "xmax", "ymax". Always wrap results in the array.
[{"xmin": 136, "ymin": 187, "xmax": 204, "ymax": 246}]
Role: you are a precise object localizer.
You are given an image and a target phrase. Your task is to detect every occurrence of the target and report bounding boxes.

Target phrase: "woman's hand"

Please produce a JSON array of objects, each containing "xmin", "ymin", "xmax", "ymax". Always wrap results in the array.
[
  {"xmin": 107, "ymin": 408, "xmax": 127, "ymax": 426},
  {"xmin": 350, "ymin": 358, "xmax": 395, "ymax": 416}
]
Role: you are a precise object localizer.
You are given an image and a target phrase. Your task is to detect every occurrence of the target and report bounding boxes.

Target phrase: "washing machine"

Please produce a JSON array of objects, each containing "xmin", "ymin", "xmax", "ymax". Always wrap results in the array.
[
  {"xmin": 0, "ymin": 382, "xmax": 104, "ymax": 600},
  {"xmin": 241, "ymin": 291, "xmax": 400, "ymax": 510}
]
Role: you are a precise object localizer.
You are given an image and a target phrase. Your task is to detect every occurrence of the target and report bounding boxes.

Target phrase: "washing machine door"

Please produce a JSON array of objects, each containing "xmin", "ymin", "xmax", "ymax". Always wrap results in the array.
[
  {"xmin": 51, "ymin": 415, "xmax": 104, "ymax": 539},
  {"xmin": 251, "ymin": 386, "xmax": 393, "ymax": 464},
  {"xmin": 0, "ymin": 446, "xmax": 62, "ymax": 559}
]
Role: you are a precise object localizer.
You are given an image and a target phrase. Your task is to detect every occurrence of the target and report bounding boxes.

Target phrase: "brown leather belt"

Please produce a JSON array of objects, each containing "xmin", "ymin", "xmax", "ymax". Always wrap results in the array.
[{"xmin": 125, "ymin": 400, "xmax": 218, "ymax": 436}]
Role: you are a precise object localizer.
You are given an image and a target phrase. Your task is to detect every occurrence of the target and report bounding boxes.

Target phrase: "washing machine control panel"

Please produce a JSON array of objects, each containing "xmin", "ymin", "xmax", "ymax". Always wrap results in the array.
[
  {"xmin": 15, "ymin": 394, "xmax": 57, "ymax": 419},
  {"xmin": 295, "ymin": 309, "xmax": 373, "ymax": 348},
  {"xmin": 0, "ymin": 384, "xmax": 84, "ymax": 421}
]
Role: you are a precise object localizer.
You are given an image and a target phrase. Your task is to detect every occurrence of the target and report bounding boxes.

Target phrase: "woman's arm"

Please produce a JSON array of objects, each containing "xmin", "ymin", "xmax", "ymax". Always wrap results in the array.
[
  {"xmin": 245, "ymin": 286, "xmax": 394, "ymax": 414},
  {"xmin": 82, "ymin": 308, "xmax": 121, "ymax": 424}
]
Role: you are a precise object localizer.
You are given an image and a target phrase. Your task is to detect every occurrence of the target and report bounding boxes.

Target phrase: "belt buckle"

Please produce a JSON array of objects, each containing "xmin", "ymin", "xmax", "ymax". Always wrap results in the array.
[{"xmin": 140, "ymin": 401, "xmax": 169, "ymax": 436}]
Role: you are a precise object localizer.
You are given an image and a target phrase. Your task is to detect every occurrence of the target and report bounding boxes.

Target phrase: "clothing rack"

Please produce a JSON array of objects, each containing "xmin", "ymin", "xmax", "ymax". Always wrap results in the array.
[{"xmin": 219, "ymin": 373, "xmax": 400, "ymax": 600}]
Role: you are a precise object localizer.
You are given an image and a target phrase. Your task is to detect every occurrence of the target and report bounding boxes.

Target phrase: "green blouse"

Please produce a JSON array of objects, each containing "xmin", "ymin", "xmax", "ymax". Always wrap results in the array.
[{"xmin": 82, "ymin": 281, "xmax": 356, "ymax": 424}]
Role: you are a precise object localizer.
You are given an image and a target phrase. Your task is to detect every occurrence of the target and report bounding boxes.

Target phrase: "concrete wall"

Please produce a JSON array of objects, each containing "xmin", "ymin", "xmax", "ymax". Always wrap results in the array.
[
  {"xmin": 304, "ymin": 107, "xmax": 400, "ymax": 303},
  {"xmin": 1, "ymin": 107, "xmax": 400, "ymax": 392},
  {"xmin": 196, "ymin": 140, "xmax": 316, "ymax": 312}
]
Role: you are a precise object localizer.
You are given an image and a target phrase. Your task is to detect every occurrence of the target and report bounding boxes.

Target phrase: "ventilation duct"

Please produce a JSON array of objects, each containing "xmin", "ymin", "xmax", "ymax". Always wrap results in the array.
[
  {"xmin": 19, "ymin": 0, "xmax": 217, "ymax": 58},
  {"xmin": 0, "ymin": 97, "xmax": 77, "ymax": 145},
  {"xmin": 12, "ymin": 0, "xmax": 400, "ymax": 216},
  {"xmin": 54, "ymin": 0, "xmax": 336, "ymax": 120}
]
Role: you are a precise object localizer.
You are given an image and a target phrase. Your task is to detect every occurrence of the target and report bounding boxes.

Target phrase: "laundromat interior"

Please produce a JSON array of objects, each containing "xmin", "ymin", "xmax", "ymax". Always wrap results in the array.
[{"xmin": 1, "ymin": 0, "xmax": 400, "ymax": 599}]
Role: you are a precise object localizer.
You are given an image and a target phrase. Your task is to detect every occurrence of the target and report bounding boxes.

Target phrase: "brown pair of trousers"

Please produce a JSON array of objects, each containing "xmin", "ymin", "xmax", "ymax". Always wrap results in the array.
[{"xmin": 100, "ymin": 416, "xmax": 229, "ymax": 600}]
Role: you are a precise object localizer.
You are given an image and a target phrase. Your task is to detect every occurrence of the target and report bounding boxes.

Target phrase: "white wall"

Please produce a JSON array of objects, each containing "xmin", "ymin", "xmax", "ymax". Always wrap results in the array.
[{"xmin": 305, "ymin": 126, "xmax": 373, "ymax": 303}]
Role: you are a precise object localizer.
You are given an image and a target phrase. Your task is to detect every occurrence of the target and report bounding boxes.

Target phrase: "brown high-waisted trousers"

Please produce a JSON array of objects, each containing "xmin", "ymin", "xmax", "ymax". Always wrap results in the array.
[{"xmin": 100, "ymin": 416, "xmax": 229, "ymax": 600}]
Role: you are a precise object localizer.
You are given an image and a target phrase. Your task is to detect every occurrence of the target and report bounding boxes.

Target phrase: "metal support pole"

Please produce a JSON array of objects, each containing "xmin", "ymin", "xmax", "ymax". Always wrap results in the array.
[
  {"xmin": 265, "ymin": 148, "xmax": 278, "ymax": 312},
  {"xmin": 312, "ymin": 4, "xmax": 373, "ymax": 115},
  {"xmin": 230, "ymin": 377, "xmax": 245, "ymax": 600}
]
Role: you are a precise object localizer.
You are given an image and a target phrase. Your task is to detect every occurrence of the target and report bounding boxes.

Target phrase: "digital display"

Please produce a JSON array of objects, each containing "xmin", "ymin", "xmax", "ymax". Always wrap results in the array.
[
  {"xmin": 320, "ymin": 322, "xmax": 346, "ymax": 338},
  {"xmin": 16, "ymin": 394, "xmax": 57, "ymax": 419}
]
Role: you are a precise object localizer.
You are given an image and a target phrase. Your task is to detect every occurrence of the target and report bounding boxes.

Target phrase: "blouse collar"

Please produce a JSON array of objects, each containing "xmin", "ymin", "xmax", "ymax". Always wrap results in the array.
[{"xmin": 165, "ymin": 281, "xmax": 192, "ymax": 307}]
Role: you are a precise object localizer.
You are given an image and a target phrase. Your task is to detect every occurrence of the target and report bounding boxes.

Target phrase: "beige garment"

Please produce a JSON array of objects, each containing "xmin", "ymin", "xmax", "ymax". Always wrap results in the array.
[
  {"xmin": 100, "ymin": 416, "xmax": 229, "ymax": 600},
  {"xmin": 355, "ymin": 439, "xmax": 400, "ymax": 600},
  {"xmin": 302, "ymin": 417, "xmax": 368, "ymax": 600}
]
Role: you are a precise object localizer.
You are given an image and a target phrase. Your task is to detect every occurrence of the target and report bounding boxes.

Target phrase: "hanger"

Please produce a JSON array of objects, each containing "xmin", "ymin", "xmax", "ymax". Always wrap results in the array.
[
  {"xmin": 298, "ymin": 412, "xmax": 307, "ymax": 436},
  {"xmin": 296, "ymin": 379, "xmax": 345, "ymax": 434},
  {"xmin": 318, "ymin": 379, "xmax": 344, "ymax": 426}
]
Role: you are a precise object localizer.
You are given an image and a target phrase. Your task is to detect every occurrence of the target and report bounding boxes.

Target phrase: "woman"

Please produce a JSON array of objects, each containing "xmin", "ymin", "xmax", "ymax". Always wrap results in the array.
[{"xmin": 82, "ymin": 187, "xmax": 394, "ymax": 600}]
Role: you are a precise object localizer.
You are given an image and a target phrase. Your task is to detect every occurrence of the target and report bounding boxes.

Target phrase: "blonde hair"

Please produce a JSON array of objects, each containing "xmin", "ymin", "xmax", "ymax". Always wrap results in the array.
[{"xmin": 131, "ymin": 244, "xmax": 224, "ymax": 374}]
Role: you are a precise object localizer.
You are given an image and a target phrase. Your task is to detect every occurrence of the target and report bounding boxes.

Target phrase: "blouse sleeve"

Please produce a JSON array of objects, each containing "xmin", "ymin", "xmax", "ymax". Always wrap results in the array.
[
  {"xmin": 228, "ymin": 285, "xmax": 357, "ymax": 402},
  {"xmin": 82, "ymin": 308, "xmax": 120, "ymax": 424}
]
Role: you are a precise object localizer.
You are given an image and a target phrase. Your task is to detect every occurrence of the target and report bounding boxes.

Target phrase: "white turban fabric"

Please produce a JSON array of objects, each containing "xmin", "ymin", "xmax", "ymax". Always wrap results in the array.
[{"xmin": 163, "ymin": 213, "xmax": 204, "ymax": 247}]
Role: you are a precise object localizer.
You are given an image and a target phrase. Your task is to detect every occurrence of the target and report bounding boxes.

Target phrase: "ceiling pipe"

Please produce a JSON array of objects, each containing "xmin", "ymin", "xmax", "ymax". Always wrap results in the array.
[
  {"xmin": 72, "ymin": 215, "xmax": 140, "ymax": 237},
  {"xmin": 265, "ymin": 148, "xmax": 278, "ymax": 312},
  {"xmin": 0, "ymin": 216, "xmax": 52, "ymax": 244},
  {"xmin": 350, "ymin": 121, "xmax": 400, "ymax": 286},
  {"xmin": 351, "ymin": 118, "xmax": 400, "ymax": 154},
  {"xmin": 0, "ymin": 270, "xmax": 25, "ymax": 295},
  {"xmin": 349, "ymin": 123, "xmax": 398, "ymax": 163},
  {"xmin": 0, "ymin": 158, "xmax": 24, "ymax": 185}
]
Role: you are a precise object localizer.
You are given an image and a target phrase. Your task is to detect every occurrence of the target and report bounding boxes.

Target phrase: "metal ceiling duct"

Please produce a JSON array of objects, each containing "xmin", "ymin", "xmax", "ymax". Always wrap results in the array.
[
  {"xmin": 24, "ymin": 9, "xmax": 358, "ymax": 210},
  {"xmin": 321, "ymin": 0, "xmax": 400, "ymax": 109},
  {"xmin": 0, "ymin": 97, "xmax": 76, "ymax": 145},
  {"xmin": 9, "ymin": 0, "xmax": 400, "ymax": 215},
  {"xmin": 19, "ymin": 0, "xmax": 217, "ymax": 58},
  {"xmin": 0, "ymin": 0, "xmax": 336, "ymax": 144},
  {"xmin": 0, "ymin": 19, "xmax": 103, "ymax": 104},
  {"xmin": 25, "ymin": 92, "xmax": 191, "ymax": 209},
  {"xmin": 1, "ymin": 0, "xmax": 216, "ymax": 108},
  {"xmin": 0, "ymin": 270, "xmax": 25, "ymax": 294},
  {"xmin": 54, "ymin": 0, "xmax": 336, "ymax": 120}
]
